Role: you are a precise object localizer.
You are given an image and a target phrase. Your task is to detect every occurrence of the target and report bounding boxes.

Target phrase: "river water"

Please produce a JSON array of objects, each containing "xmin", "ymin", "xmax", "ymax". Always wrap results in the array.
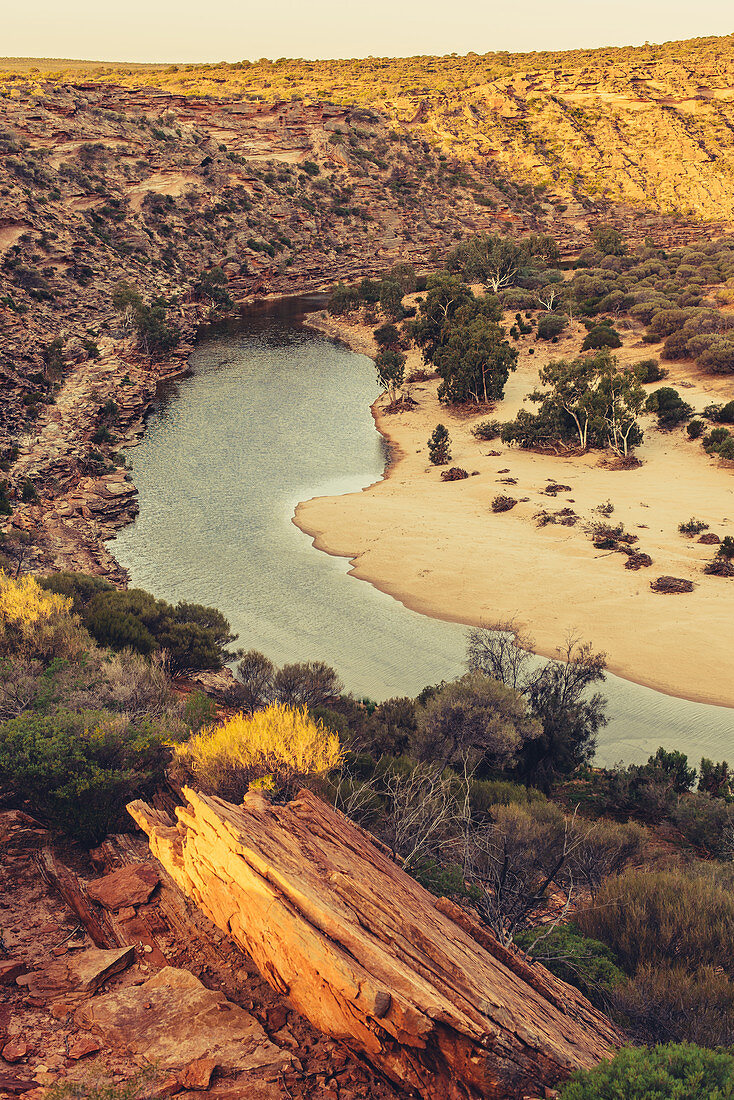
[{"xmin": 110, "ymin": 296, "xmax": 733, "ymax": 766}]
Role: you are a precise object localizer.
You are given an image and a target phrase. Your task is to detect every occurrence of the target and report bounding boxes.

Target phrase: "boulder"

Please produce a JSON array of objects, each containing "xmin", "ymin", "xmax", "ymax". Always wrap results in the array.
[
  {"xmin": 2, "ymin": 1041, "xmax": 28, "ymax": 1064},
  {"xmin": 87, "ymin": 864, "xmax": 160, "ymax": 911},
  {"xmin": 179, "ymin": 1057, "xmax": 217, "ymax": 1090},
  {"xmin": 129, "ymin": 789, "xmax": 622, "ymax": 1100},
  {"xmin": 0, "ymin": 961, "xmax": 28, "ymax": 986},
  {"xmin": 67, "ymin": 1036, "xmax": 103, "ymax": 1060},
  {"xmin": 76, "ymin": 967, "xmax": 290, "ymax": 1076}
]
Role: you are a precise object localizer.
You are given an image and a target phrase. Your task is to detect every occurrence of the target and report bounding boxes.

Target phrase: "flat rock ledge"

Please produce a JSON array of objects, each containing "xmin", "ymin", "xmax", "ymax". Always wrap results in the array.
[{"xmin": 129, "ymin": 789, "xmax": 622, "ymax": 1100}]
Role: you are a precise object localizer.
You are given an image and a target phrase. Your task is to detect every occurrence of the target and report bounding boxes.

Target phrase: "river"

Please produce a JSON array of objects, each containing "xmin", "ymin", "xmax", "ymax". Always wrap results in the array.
[{"xmin": 110, "ymin": 295, "xmax": 733, "ymax": 766}]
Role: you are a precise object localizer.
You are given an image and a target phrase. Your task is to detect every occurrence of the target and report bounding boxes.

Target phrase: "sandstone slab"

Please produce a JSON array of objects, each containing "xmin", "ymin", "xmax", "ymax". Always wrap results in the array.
[
  {"xmin": 130, "ymin": 789, "xmax": 622, "ymax": 1100},
  {"xmin": 0, "ymin": 961, "xmax": 28, "ymax": 985},
  {"xmin": 0, "ymin": 1071, "xmax": 35, "ymax": 1094},
  {"xmin": 67, "ymin": 1035, "xmax": 103, "ymax": 1060},
  {"xmin": 76, "ymin": 967, "xmax": 290, "ymax": 1075},
  {"xmin": 2, "ymin": 1041, "xmax": 28, "ymax": 1064},
  {"xmin": 22, "ymin": 946, "xmax": 134, "ymax": 1002},
  {"xmin": 86, "ymin": 864, "xmax": 160, "ymax": 910}
]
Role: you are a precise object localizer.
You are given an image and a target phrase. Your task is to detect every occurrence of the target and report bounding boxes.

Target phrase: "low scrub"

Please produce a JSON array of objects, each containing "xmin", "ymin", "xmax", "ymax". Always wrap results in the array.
[
  {"xmin": 472, "ymin": 419, "xmax": 502, "ymax": 441},
  {"xmin": 39, "ymin": 573, "xmax": 236, "ymax": 674},
  {"xmin": 0, "ymin": 709, "xmax": 170, "ymax": 844},
  {"xmin": 576, "ymin": 867, "xmax": 734, "ymax": 976},
  {"xmin": 614, "ymin": 964, "xmax": 734, "ymax": 1047},
  {"xmin": 515, "ymin": 923, "xmax": 623, "ymax": 1010},
  {"xmin": 0, "ymin": 571, "xmax": 83, "ymax": 662},
  {"xmin": 559, "ymin": 1043, "xmax": 734, "ymax": 1100}
]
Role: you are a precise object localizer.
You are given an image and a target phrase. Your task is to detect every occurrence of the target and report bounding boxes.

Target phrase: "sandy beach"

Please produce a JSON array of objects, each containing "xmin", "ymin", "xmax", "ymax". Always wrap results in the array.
[{"xmin": 295, "ymin": 309, "xmax": 734, "ymax": 710}]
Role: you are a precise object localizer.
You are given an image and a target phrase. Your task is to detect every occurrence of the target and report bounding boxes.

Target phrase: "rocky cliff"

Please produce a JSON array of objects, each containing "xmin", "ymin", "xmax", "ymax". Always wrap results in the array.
[
  {"xmin": 7, "ymin": 35, "xmax": 734, "ymax": 218},
  {"xmin": 0, "ymin": 66, "xmax": 724, "ymax": 578},
  {"xmin": 130, "ymin": 788, "xmax": 622, "ymax": 1100}
]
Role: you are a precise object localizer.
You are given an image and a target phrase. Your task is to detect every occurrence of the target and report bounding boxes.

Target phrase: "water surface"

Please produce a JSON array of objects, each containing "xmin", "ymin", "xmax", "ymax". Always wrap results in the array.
[{"xmin": 111, "ymin": 297, "xmax": 733, "ymax": 766}]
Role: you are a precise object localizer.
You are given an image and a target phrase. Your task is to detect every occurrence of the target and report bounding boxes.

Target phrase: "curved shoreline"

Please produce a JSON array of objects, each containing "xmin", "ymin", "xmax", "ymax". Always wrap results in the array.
[{"xmin": 295, "ymin": 312, "xmax": 734, "ymax": 713}]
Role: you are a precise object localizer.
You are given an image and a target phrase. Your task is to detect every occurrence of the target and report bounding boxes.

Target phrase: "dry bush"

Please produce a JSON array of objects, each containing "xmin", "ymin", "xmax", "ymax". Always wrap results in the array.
[
  {"xmin": 613, "ymin": 964, "xmax": 734, "ymax": 1047},
  {"xmin": 703, "ymin": 556, "xmax": 734, "ymax": 576},
  {"xmin": 623, "ymin": 551, "xmax": 653, "ymax": 569},
  {"xmin": 576, "ymin": 868, "xmax": 734, "ymax": 976},
  {"xmin": 101, "ymin": 650, "xmax": 174, "ymax": 719},
  {"xmin": 464, "ymin": 803, "xmax": 644, "ymax": 943},
  {"xmin": 491, "ymin": 495, "xmax": 517, "ymax": 513},
  {"xmin": 464, "ymin": 800, "xmax": 571, "ymax": 943},
  {"xmin": 650, "ymin": 575, "xmax": 695, "ymax": 593},
  {"xmin": 567, "ymin": 819, "xmax": 646, "ymax": 898},
  {"xmin": 535, "ymin": 507, "xmax": 578, "ymax": 527},
  {"xmin": 174, "ymin": 703, "xmax": 343, "ymax": 801}
]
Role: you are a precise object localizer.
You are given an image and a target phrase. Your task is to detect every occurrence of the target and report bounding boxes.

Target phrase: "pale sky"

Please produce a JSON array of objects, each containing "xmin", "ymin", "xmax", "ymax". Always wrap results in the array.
[{"xmin": 3, "ymin": 0, "xmax": 733, "ymax": 64}]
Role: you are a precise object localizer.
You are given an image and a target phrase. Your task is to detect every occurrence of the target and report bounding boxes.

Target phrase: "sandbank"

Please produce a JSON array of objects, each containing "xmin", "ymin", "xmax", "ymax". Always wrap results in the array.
[{"xmin": 295, "ymin": 311, "xmax": 734, "ymax": 711}]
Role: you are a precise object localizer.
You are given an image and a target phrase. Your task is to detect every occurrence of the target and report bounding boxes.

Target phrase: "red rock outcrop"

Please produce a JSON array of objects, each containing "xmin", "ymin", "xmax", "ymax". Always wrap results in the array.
[{"xmin": 129, "ymin": 788, "xmax": 622, "ymax": 1100}]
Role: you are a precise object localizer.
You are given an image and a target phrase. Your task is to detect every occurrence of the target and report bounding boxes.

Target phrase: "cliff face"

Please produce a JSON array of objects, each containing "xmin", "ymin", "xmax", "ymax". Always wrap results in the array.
[
  {"xmin": 2, "ymin": 79, "xmax": 714, "ymax": 579},
  {"xmin": 3, "ymin": 52, "xmax": 730, "ymax": 583},
  {"xmin": 130, "ymin": 788, "xmax": 622, "ymax": 1100},
  {"xmin": 7, "ymin": 36, "xmax": 734, "ymax": 218}
]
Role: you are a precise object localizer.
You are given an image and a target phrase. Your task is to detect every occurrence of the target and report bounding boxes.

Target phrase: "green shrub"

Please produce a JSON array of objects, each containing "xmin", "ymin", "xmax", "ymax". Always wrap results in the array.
[
  {"xmin": 673, "ymin": 792, "xmax": 734, "ymax": 856},
  {"xmin": 645, "ymin": 387, "xmax": 693, "ymax": 428},
  {"xmin": 633, "ymin": 358, "xmax": 668, "ymax": 384},
  {"xmin": 678, "ymin": 517, "xmax": 708, "ymax": 536},
  {"xmin": 699, "ymin": 757, "xmax": 732, "ymax": 799},
  {"xmin": 468, "ymin": 778, "xmax": 546, "ymax": 819},
  {"xmin": 20, "ymin": 479, "xmax": 38, "ymax": 503},
  {"xmin": 39, "ymin": 575, "xmax": 236, "ymax": 674},
  {"xmin": 0, "ymin": 709, "xmax": 170, "ymax": 844},
  {"xmin": 704, "ymin": 426, "xmax": 734, "ymax": 457},
  {"xmin": 410, "ymin": 857, "xmax": 472, "ymax": 898},
  {"xmin": 358, "ymin": 277, "xmax": 382, "ymax": 303},
  {"xmin": 38, "ymin": 571, "xmax": 113, "ymax": 614},
  {"xmin": 705, "ymin": 400, "xmax": 734, "ymax": 424},
  {"xmin": 515, "ymin": 923, "xmax": 623, "ymax": 1010},
  {"xmin": 472, "ymin": 419, "xmax": 503, "ymax": 441},
  {"xmin": 427, "ymin": 424, "xmax": 451, "ymax": 465},
  {"xmin": 719, "ymin": 535, "xmax": 734, "ymax": 560},
  {"xmin": 686, "ymin": 419, "xmax": 705, "ymax": 439},
  {"xmin": 582, "ymin": 324, "xmax": 622, "ymax": 350},
  {"xmin": 327, "ymin": 281, "xmax": 359, "ymax": 315},
  {"xmin": 559, "ymin": 1043, "xmax": 734, "ymax": 1100},
  {"xmin": 373, "ymin": 322, "xmax": 400, "ymax": 348},
  {"xmin": 536, "ymin": 313, "xmax": 568, "ymax": 340},
  {"xmin": 183, "ymin": 690, "xmax": 217, "ymax": 732}
]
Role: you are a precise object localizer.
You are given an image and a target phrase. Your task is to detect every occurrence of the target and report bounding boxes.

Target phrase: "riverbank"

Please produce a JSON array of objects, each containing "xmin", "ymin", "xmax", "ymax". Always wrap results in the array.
[{"xmin": 296, "ymin": 310, "xmax": 734, "ymax": 711}]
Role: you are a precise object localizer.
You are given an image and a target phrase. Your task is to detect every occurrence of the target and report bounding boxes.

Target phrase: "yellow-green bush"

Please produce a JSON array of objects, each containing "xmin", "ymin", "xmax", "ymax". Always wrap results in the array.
[
  {"xmin": 174, "ymin": 703, "xmax": 342, "ymax": 801},
  {"xmin": 0, "ymin": 571, "xmax": 84, "ymax": 661}
]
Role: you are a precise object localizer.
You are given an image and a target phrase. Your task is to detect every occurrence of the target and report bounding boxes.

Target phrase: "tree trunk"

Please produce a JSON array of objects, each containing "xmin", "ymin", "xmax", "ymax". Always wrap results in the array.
[{"xmin": 37, "ymin": 847, "xmax": 119, "ymax": 949}]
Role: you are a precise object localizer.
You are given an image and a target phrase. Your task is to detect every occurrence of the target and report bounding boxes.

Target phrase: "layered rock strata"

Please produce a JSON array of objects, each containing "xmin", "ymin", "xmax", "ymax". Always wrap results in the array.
[{"xmin": 129, "ymin": 788, "xmax": 621, "ymax": 1100}]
